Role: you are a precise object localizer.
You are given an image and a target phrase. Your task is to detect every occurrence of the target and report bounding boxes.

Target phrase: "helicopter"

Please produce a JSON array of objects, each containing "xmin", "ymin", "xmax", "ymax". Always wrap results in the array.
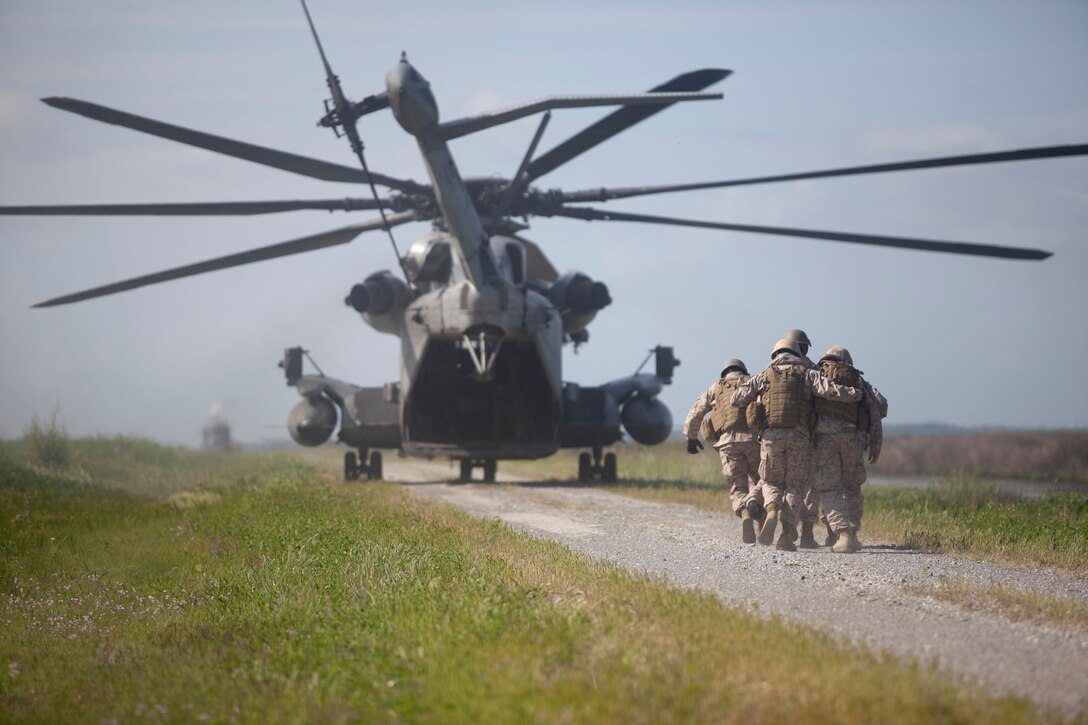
[{"xmin": 2, "ymin": 3, "xmax": 1085, "ymax": 483}]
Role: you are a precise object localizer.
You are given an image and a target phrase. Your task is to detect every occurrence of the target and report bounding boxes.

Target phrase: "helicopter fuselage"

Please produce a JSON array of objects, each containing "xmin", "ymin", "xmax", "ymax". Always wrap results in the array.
[{"xmin": 284, "ymin": 62, "xmax": 671, "ymax": 467}]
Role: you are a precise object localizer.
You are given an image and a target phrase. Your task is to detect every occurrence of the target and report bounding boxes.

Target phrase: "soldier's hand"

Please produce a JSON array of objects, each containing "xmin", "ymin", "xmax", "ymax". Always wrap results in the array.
[
  {"xmin": 686, "ymin": 438, "xmax": 703, "ymax": 455},
  {"xmin": 869, "ymin": 450, "xmax": 879, "ymax": 464}
]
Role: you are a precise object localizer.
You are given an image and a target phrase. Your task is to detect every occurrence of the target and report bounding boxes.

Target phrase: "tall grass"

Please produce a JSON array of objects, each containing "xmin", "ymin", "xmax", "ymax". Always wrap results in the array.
[
  {"xmin": 0, "ymin": 438, "xmax": 1051, "ymax": 722},
  {"xmin": 21, "ymin": 412, "xmax": 70, "ymax": 469},
  {"xmin": 872, "ymin": 431, "xmax": 1088, "ymax": 483},
  {"xmin": 862, "ymin": 481, "xmax": 1088, "ymax": 573}
]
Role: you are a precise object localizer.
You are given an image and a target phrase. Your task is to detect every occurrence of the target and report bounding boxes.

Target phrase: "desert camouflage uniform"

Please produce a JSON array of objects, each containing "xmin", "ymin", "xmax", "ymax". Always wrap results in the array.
[
  {"xmin": 815, "ymin": 381, "xmax": 885, "ymax": 530},
  {"xmin": 793, "ymin": 353, "xmax": 823, "ymax": 526},
  {"xmin": 731, "ymin": 353, "xmax": 861, "ymax": 528},
  {"xmin": 683, "ymin": 372, "xmax": 763, "ymax": 516}
]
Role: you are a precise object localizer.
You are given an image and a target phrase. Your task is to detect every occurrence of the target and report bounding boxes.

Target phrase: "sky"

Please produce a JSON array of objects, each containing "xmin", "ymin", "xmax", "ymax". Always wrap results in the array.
[{"xmin": 1, "ymin": 0, "xmax": 1086, "ymax": 447}]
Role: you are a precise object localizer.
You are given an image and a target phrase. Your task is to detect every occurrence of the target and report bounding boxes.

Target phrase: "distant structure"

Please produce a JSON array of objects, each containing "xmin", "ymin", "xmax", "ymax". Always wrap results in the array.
[{"xmin": 202, "ymin": 403, "xmax": 235, "ymax": 451}]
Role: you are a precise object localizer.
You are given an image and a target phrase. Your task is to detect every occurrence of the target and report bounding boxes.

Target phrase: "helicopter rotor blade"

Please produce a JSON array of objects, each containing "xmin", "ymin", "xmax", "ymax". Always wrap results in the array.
[
  {"xmin": 1, "ymin": 198, "xmax": 396, "ymax": 216},
  {"xmin": 523, "ymin": 69, "xmax": 731, "ymax": 183},
  {"xmin": 560, "ymin": 144, "xmax": 1088, "ymax": 202},
  {"xmin": 552, "ymin": 206, "xmax": 1051, "ymax": 261},
  {"xmin": 32, "ymin": 210, "xmax": 418, "ymax": 308},
  {"xmin": 41, "ymin": 97, "xmax": 424, "ymax": 194}
]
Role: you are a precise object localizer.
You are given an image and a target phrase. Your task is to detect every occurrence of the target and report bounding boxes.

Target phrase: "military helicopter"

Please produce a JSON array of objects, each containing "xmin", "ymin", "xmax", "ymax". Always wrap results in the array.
[{"xmin": 3, "ymin": 3, "xmax": 1084, "ymax": 483}]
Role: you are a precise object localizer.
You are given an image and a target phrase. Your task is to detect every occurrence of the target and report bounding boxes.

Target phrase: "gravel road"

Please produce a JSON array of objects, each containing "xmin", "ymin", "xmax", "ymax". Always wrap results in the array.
[{"xmin": 388, "ymin": 460, "xmax": 1088, "ymax": 715}]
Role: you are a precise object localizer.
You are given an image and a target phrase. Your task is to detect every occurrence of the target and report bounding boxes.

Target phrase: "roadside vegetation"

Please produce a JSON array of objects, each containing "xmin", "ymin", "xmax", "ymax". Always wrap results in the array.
[
  {"xmin": 0, "ymin": 434, "xmax": 1053, "ymax": 722},
  {"xmin": 861, "ymin": 480, "xmax": 1088, "ymax": 574},
  {"xmin": 505, "ymin": 441, "xmax": 1088, "ymax": 575},
  {"xmin": 904, "ymin": 576, "xmax": 1088, "ymax": 632}
]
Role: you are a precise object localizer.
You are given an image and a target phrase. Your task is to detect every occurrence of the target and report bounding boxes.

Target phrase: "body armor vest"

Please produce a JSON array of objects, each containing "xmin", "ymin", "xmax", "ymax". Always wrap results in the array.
[
  {"xmin": 764, "ymin": 364, "xmax": 813, "ymax": 429},
  {"xmin": 815, "ymin": 360, "xmax": 870, "ymax": 431},
  {"xmin": 708, "ymin": 375, "xmax": 750, "ymax": 437}
]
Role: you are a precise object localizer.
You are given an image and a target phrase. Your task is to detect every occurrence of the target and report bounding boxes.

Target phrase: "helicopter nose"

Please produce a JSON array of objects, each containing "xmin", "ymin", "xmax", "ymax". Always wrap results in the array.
[{"xmin": 386, "ymin": 59, "xmax": 439, "ymax": 134}]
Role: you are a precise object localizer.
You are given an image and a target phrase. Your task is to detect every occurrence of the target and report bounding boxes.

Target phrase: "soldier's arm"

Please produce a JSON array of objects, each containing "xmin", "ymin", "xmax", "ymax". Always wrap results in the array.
[
  {"xmin": 806, "ymin": 370, "xmax": 861, "ymax": 402},
  {"xmin": 866, "ymin": 382, "xmax": 889, "ymax": 419},
  {"xmin": 865, "ymin": 394, "xmax": 884, "ymax": 463},
  {"xmin": 730, "ymin": 373, "xmax": 764, "ymax": 407},
  {"xmin": 682, "ymin": 386, "xmax": 715, "ymax": 440}
]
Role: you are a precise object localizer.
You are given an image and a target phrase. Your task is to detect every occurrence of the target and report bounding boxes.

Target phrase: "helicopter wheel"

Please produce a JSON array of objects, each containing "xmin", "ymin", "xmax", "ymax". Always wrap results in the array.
[
  {"xmin": 483, "ymin": 459, "xmax": 497, "ymax": 483},
  {"xmin": 602, "ymin": 452, "xmax": 618, "ymax": 483},
  {"xmin": 459, "ymin": 459, "xmax": 473, "ymax": 483},
  {"xmin": 368, "ymin": 451, "xmax": 383, "ymax": 481},
  {"xmin": 577, "ymin": 452, "xmax": 591, "ymax": 482},
  {"xmin": 344, "ymin": 451, "xmax": 360, "ymax": 482}
]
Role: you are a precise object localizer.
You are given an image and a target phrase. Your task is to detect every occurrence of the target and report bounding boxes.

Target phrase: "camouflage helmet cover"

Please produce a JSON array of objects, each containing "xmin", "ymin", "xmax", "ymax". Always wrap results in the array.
[
  {"xmin": 819, "ymin": 346, "xmax": 853, "ymax": 365},
  {"xmin": 771, "ymin": 337, "xmax": 800, "ymax": 359},
  {"xmin": 720, "ymin": 358, "xmax": 748, "ymax": 376},
  {"xmin": 785, "ymin": 328, "xmax": 811, "ymax": 347}
]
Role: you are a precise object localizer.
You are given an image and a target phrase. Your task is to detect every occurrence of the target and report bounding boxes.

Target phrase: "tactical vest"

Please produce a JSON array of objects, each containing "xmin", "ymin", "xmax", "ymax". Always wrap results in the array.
[
  {"xmin": 815, "ymin": 360, "xmax": 870, "ymax": 431},
  {"xmin": 708, "ymin": 375, "xmax": 750, "ymax": 437},
  {"xmin": 763, "ymin": 364, "xmax": 813, "ymax": 429},
  {"xmin": 746, "ymin": 397, "xmax": 767, "ymax": 434}
]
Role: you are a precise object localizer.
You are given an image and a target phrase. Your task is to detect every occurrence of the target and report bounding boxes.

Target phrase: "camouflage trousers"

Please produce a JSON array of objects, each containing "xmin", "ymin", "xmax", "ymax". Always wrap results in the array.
[
  {"xmin": 801, "ymin": 484, "xmax": 820, "ymax": 524},
  {"xmin": 812, "ymin": 430, "xmax": 868, "ymax": 532},
  {"xmin": 756, "ymin": 427, "xmax": 812, "ymax": 527},
  {"xmin": 716, "ymin": 440, "xmax": 762, "ymax": 516}
]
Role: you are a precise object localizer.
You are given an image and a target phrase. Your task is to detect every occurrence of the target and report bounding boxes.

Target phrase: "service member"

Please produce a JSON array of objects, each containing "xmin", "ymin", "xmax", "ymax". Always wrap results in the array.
[
  {"xmin": 731, "ymin": 338, "xmax": 861, "ymax": 551},
  {"xmin": 783, "ymin": 329, "xmax": 824, "ymax": 549},
  {"xmin": 683, "ymin": 359, "xmax": 764, "ymax": 543},
  {"xmin": 812, "ymin": 346, "xmax": 887, "ymax": 550}
]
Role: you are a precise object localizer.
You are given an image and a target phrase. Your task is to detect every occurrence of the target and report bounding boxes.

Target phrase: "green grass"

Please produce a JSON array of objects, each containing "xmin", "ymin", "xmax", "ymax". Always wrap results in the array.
[
  {"xmin": 0, "ymin": 437, "xmax": 1058, "ymax": 722},
  {"xmin": 904, "ymin": 576, "xmax": 1088, "ymax": 631},
  {"xmin": 861, "ymin": 481, "xmax": 1088, "ymax": 574}
]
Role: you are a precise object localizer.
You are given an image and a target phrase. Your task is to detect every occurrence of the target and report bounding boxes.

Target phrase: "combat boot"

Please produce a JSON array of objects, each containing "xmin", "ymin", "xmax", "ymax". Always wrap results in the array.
[
  {"xmin": 757, "ymin": 504, "xmax": 779, "ymax": 546},
  {"xmin": 823, "ymin": 521, "xmax": 838, "ymax": 547},
  {"xmin": 832, "ymin": 528, "xmax": 857, "ymax": 554},
  {"xmin": 799, "ymin": 521, "xmax": 819, "ymax": 549},
  {"xmin": 740, "ymin": 508, "xmax": 756, "ymax": 544},
  {"xmin": 776, "ymin": 522, "xmax": 798, "ymax": 552}
]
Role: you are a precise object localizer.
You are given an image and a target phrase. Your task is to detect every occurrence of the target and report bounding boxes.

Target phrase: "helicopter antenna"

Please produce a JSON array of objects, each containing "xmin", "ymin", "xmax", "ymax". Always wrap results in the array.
[{"xmin": 299, "ymin": 0, "xmax": 409, "ymax": 281}]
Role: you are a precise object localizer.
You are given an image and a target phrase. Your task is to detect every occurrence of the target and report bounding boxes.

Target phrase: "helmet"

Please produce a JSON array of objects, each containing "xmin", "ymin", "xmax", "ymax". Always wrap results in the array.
[
  {"xmin": 785, "ymin": 329, "xmax": 811, "ymax": 347},
  {"xmin": 819, "ymin": 346, "xmax": 853, "ymax": 365},
  {"xmin": 771, "ymin": 337, "xmax": 799, "ymax": 359},
  {"xmin": 720, "ymin": 358, "xmax": 748, "ymax": 376}
]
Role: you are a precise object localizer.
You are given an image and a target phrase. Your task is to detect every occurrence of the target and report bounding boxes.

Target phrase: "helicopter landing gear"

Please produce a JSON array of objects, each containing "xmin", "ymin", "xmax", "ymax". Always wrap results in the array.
[
  {"xmin": 577, "ymin": 446, "xmax": 617, "ymax": 483},
  {"xmin": 344, "ymin": 448, "xmax": 383, "ymax": 481},
  {"xmin": 458, "ymin": 458, "xmax": 497, "ymax": 483}
]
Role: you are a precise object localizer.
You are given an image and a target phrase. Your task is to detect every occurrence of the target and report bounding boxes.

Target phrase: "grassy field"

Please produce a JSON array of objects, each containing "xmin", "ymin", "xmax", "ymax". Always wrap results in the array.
[{"xmin": 0, "ymin": 432, "xmax": 1060, "ymax": 723}]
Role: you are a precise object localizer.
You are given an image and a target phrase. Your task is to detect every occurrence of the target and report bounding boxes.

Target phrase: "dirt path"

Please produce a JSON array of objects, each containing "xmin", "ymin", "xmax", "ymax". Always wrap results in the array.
[{"xmin": 387, "ymin": 460, "xmax": 1088, "ymax": 716}]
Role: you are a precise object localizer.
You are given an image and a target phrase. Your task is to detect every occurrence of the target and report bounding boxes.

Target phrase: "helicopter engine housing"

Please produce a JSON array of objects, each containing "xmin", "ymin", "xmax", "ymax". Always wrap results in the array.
[
  {"xmin": 547, "ymin": 272, "xmax": 612, "ymax": 335},
  {"xmin": 403, "ymin": 234, "xmax": 452, "ymax": 288},
  {"xmin": 287, "ymin": 395, "xmax": 338, "ymax": 447},
  {"xmin": 345, "ymin": 270, "xmax": 410, "ymax": 335},
  {"xmin": 620, "ymin": 394, "xmax": 672, "ymax": 445}
]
